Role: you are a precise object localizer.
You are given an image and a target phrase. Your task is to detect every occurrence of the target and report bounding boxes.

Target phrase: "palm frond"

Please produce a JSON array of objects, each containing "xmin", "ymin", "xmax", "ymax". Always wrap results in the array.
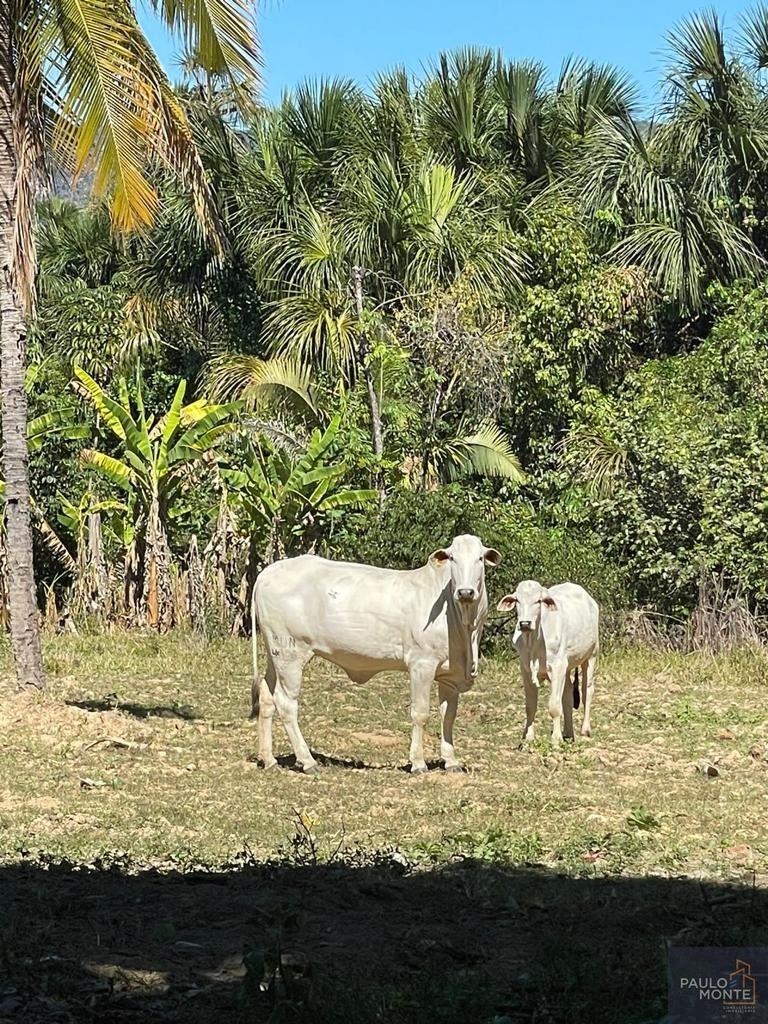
[
  {"xmin": 422, "ymin": 48, "xmax": 499, "ymax": 168},
  {"xmin": 494, "ymin": 59, "xmax": 549, "ymax": 178},
  {"xmin": 665, "ymin": 10, "xmax": 731, "ymax": 89},
  {"xmin": 557, "ymin": 423, "xmax": 629, "ymax": 498},
  {"xmin": 150, "ymin": 0, "xmax": 260, "ymax": 83},
  {"xmin": 439, "ymin": 421, "xmax": 525, "ymax": 484},
  {"xmin": 266, "ymin": 292, "xmax": 359, "ymax": 375},
  {"xmin": 609, "ymin": 210, "xmax": 761, "ymax": 312},
  {"xmin": 741, "ymin": 4, "xmax": 768, "ymax": 68},
  {"xmin": 203, "ymin": 354, "xmax": 317, "ymax": 414},
  {"xmin": 49, "ymin": 0, "xmax": 168, "ymax": 229},
  {"xmin": 42, "ymin": 0, "xmax": 243, "ymax": 242}
]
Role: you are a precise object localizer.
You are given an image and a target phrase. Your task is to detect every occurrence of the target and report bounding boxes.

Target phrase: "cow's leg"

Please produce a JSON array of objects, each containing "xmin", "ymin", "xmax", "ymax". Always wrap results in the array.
[
  {"xmin": 581, "ymin": 655, "xmax": 597, "ymax": 738},
  {"xmin": 256, "ymin": 661, "xmax": 278, "ymax": 769},
  {"xmin": 548, "ymin": 661, "xmax": 568, "ymax": 745},
  {"xmin": 408, "ymin": 663, "xmax": 435, "ymax": 774},
  {"xmin": 520, "ymin": 664, "xmax": 538, "ymax": 746},
  {"xmin": 562, "ymin": 669, "xmax": 575, "ymax": 741},
  {"xmin": 273, "ymin": 651, "xmax": 317, "ymax": 774},
  {"xmin": 250, "ymin": 673, "xmax": 260, "ymax": 719},
  {"xmin": 438, "ymin": 683, "xmax": 461, "ymax": 772}
]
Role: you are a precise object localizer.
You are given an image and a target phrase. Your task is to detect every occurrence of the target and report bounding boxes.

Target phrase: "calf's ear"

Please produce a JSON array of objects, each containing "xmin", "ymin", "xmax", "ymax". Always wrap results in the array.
[
  {"xmin": 497, "ymin": 594, "xmax": 517, "ymax": 612},
  {"xmin": 430, "ymin": 548, "xmax": 451, "ymax": 565},
  {"xmin": 484, "ymin": 547, "xmax": 502, "ymax": 566}
]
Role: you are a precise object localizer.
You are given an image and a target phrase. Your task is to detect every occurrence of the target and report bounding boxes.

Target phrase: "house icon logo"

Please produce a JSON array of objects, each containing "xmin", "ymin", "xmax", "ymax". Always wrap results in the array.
[
  {"xmin": 669, "ymin": 946, "xmax": 768, "ymax": 1023},
  {"xmin": 728, "ymin": 959, "xmax": 757, "ymax": 1008}
]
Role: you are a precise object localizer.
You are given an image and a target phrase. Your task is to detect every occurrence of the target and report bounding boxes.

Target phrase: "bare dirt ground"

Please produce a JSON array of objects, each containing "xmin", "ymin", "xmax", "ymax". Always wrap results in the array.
[{"xmin": 1, "ymin": 634, "xmax": 767, "ymax": 1023}]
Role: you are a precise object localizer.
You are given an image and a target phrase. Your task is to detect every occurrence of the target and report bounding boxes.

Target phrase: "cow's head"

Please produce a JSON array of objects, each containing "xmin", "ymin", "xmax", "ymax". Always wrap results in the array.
[
  {"xmin": 497, "ymin": 579, "xmax": 555, "ymax": 634},
  {"xmin": 430, "ymin": 534, "xmax": 501, "ymax": 619}
]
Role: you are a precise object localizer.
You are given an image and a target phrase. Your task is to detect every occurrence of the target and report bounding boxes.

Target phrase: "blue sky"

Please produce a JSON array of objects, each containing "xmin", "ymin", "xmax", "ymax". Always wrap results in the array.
[{"xmin": 143, "ymin": 1, "xmax": 753, "ymax": 109}]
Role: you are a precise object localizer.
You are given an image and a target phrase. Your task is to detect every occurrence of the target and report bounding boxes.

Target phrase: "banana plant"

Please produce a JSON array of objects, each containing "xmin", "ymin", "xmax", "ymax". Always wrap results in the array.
[
  {"xmin": 58, "ymin": 491, "xmax": 131, "ymax": 620},
  {"xmin": 221, "ymin": 413, "xmax": 376, "ymax": 567},
  {"xmin": 72, "ymin": 366, "xmax": 239, "ymax": 630}
]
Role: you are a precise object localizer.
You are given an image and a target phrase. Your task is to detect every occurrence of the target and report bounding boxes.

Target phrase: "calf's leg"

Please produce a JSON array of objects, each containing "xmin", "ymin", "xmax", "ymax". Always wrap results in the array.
[
  {"xmin": 520, "ymin": 664, "xmax": 538, "ymax": 745},
  {"xmin": 438, "ymin": 682, "xmax": 461, "ymax": 771},
  {"xmin": 581, "ymin": 655, "xmax": 597, "ymax": 737},
  {"xmin": 562, "ymin": 669, "xmax": 575, "ymax": 741},
  {"xmin": 548, "ymin": 661, "xmax": 568, "ymax": 745}
]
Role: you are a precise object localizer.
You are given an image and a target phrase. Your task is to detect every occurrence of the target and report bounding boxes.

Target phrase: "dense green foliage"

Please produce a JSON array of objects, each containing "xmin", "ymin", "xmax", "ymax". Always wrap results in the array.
[
  {"xmin": 16, "ymin": 10, "xmax": 768, "ymax": 623},
  {"xmin": 330, "ymin": 488, "xmax": 628, "ymax": 614},
  {"xmin": 556, "ymin": 283, "xmax": 768, "ymax": 611}
]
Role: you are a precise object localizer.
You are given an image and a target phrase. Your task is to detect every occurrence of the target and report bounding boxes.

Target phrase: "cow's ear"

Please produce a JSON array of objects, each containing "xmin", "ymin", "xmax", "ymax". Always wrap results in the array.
[
  {"xmin": 430, "ymin": 549, "xmax": 451, "ymax": 565},
  {"xmin": 497, "ymin": 594, "xmax": 517, "ymax": 612},
  {"xmin": 542, "ymin": 593, "xmax": 557, "ymax": 609},
  {"xmin": 484, "ymin": 548, "xmax": 502, "ymax": 566}
]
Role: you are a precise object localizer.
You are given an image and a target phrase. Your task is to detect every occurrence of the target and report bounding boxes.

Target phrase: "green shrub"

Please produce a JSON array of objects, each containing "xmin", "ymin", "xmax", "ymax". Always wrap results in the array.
[
  {"xmin": 326, "ymin": 486, "xmax": 629, "ymax": 616},
  {"xmin": 551, "ymin": 281, "xmax": 768, "ymax": 613}
]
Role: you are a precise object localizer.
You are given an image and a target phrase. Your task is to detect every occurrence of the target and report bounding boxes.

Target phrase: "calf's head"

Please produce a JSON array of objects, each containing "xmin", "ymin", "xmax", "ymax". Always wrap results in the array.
[
  {"xmin": 430, "ymin": 534, "xmax": 501, "ymax": 618},
  {"xmin": 497, "ymin": 579, "xmax": 556, "ymax": 633}
]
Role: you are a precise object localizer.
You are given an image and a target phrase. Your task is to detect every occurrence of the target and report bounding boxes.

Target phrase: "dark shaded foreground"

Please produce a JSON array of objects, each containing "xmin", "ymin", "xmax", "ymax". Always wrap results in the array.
[{"xmin": 1, "ymin": 853, "xmax": 766, "ymax": 1024}]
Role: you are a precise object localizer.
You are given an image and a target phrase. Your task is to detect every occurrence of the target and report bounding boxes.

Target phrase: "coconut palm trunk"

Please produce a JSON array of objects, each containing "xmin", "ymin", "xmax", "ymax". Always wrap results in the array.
[{"xmin": 0, "ymin": 36, "xmax": 44, "ymax": 688}]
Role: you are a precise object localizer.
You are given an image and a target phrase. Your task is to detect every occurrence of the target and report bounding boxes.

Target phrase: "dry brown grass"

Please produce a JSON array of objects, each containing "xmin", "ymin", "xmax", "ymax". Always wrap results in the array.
[{"xmin": 1, "ymin": 633, "xmax": 768, "ymax": 1024}]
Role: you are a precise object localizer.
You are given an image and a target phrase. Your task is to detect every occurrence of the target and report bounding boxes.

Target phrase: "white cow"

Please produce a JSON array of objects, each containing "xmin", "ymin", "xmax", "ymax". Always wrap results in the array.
[
  {"xmin": 497, "ymin": 580, "xmax": 599, "ymax": 745},
  {"xmin": 250, "ymin": 535, "xmax": 501, "ymax": 774}
]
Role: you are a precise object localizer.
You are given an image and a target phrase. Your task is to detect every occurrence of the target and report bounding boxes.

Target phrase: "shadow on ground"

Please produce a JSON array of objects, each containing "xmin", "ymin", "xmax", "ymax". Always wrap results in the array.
[
  {"xmin": 66, "ymin": 698, "xmax": 198, "ymax": 721},
  {"xmin": 254, "ymin": 752, "xmax": 449, "ymax": 772},
  {"xmin": 2, "ymin": 854, "xmax": 767, "ymax": 1024}
]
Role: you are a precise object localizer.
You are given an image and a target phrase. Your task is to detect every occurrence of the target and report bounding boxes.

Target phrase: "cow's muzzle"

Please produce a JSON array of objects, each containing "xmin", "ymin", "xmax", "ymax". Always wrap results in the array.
[
  {"xmin": 456, "ymin": 588, "xmax": 477, "ymax": 603},
  {"xmin": 517, "ymin": 620, "xmax": 533, "ymax": 631}
]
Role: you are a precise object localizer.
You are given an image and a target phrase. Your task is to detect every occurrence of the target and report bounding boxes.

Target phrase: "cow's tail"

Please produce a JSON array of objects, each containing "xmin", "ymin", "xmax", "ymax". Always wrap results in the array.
[
  {"xmin": 249, "ymin": 583, "xmax": 260, "ymax": 719},
  {"xmin": 573, "ymin": 667, "xmax": 581, "ymax": 710}
]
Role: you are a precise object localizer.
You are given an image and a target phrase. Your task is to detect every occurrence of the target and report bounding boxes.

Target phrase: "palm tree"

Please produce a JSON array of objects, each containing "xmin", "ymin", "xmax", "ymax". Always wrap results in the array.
[
  {"xmin": 244, "ymin": 145, "xmax": 527, "ymax": 465},
  {"xmin": 1, "ymin": 0, "xmax": 259, "ymax": 687},
  {"xmin": 571, "ymin": 11, "xmax": 768, "ymax": 313}
]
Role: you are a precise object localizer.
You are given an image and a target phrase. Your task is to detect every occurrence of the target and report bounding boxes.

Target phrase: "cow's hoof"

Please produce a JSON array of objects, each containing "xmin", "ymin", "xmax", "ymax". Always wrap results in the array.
[
  {"xmin": 410, "ymin": 765, "xmax": 428, "ymax": 775},
  {"xmin": 302, "ymin": 764, "xmax": 320, "ymax": 775},
  {"xmin": 581, "ymin": 729, "xmax": 592, "ymax": 739},
  {"xmin": 444, "ymin": 765, "xmax": 463, "ymax": 773},
  {"xmin": 258, "ymin": 757, "xmax": 278, "ymax": 770}
]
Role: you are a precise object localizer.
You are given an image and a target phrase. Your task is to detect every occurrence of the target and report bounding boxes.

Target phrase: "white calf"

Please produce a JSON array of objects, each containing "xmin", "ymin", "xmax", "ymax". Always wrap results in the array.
[{"xmin": 497, "ymin": 580, "xmax": 599, "ymax": 744}]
